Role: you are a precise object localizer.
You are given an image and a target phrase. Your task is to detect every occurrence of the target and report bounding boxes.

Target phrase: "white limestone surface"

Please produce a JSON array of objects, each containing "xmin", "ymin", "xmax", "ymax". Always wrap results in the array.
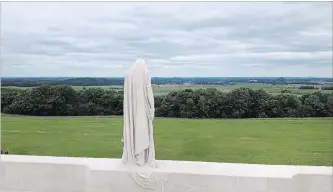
[{"xmin": 0, "ymin": 155, "xmax": 332, "ymax": 192}]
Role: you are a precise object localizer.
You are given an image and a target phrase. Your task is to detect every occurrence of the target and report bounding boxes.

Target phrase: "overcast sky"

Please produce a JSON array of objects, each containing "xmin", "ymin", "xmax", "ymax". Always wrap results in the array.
[{"xmin": 1, "ymin": 2, "xmax": 332, "ymax": 77}]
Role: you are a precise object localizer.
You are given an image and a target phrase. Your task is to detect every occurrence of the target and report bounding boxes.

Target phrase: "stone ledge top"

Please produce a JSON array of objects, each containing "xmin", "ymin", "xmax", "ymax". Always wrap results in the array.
[{"xmin": 1, "ymin": 155, "xmax": 332, "ymax": 178}]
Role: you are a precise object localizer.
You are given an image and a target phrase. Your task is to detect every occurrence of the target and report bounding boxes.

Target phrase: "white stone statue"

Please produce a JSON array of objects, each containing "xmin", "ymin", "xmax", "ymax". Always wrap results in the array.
[
  {"xmin": 122, "ymin": 58, "xmax": 156, "ymax": 167},
  {"xmin": 121, "ymin": 59, "xmax": 168, "ymax": 191}
]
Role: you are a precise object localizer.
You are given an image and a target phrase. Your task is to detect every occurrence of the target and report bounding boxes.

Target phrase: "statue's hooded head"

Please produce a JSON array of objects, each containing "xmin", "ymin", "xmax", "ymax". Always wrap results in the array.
[
  {"xmin": 129, "ymin": 59, "xmax": 148, "ymax": 76},
  {"xmin": 136, "ymin": 58, "xmax": 146, "ymax": 65}
]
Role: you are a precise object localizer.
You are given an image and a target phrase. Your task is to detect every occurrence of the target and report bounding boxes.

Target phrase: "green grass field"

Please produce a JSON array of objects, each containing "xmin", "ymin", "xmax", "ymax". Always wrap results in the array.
[
  {"xmin": 1, "ymin": 116, "xmax": 332, "ymax": 166},
  {"xmin": 5, "ymin": 83, "xmax": 332, "ymax": 96}
]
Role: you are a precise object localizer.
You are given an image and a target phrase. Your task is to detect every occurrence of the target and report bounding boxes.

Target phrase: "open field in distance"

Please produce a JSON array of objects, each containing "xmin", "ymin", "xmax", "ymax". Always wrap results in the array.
[{"xmin": 1, "ymin": 115, "xmax": 332, "ymax": 166}]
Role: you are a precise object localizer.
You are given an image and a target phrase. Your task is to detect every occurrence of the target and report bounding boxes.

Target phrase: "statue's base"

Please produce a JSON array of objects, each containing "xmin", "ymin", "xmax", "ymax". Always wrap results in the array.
[{"xmin": 0, "ymin": 155, "xmax": 332, "ymax": 192}]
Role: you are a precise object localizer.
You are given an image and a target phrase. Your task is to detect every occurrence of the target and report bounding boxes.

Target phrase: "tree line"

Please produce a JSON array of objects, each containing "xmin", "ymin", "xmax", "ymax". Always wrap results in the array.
[
  {"xmin": 1, "ymin": 77, "xmax": 124, "ymax": 87},
  {"xmin": 1, "ymin": 85, "xmax": 333, "ymax": 118},
  {"xmin": 299, "ymin": 85, "xmax": 333, "ymax": 90}
]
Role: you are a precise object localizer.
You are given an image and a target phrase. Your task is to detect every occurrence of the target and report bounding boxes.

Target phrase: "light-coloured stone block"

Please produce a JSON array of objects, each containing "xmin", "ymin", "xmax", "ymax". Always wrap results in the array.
[
  {"xmin": 237, "ymin": 176, "xmax": 267, "ymax": 192},
  {"xmin": 293, "ymin": 174, "xmax": 333, "ymax": 192},
  {"xmin": 86, "ymin": 170, "xmax": 137, "ymax": 191},
  {"xmin": 1, "ymin": 155, "xmax": 332, "ymax": 192},
  {"xmin": 266, "ymin": 178, "xmax": 293, "ymax": 192},
  {"xmin": 163, "ymin": 173, "xmax": 209, "ymax": 192},
  {"xmin": 0, "ymin": 162, "xmax": 23, "ymax": 191},
  {"xmin": 205, "ymin": 175, "xmax": 238, "ymax": 192},
  {"xmin": 1, "ymin": 161, "xmax": 88, "ymax": 192}
]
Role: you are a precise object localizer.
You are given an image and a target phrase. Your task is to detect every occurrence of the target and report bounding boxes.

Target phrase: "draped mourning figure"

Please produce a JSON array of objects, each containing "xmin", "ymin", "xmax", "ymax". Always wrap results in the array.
[
  {"xmin": 121, "ymin": 59, "xmax": 168, "ymax": 191},
  {"xmin": 121, "ymin": 59, "xmax": 156, "ymax": 167}
]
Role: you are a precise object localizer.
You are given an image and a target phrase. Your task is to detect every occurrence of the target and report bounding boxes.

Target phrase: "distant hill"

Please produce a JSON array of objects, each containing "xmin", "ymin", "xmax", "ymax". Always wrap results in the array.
[
  {"xmin": 275, "ymin": 77, "xmax": 287, "ymax": 82},
  {"xmin": 1, "ymin": 77, "xmax": 332, "ymax": 87}
]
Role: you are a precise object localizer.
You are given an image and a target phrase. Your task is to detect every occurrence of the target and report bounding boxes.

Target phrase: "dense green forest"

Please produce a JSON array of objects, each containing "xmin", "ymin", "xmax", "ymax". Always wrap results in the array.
[{"xmin": 2, "ymin": 85, "xmax": 332, "ymax": 118}]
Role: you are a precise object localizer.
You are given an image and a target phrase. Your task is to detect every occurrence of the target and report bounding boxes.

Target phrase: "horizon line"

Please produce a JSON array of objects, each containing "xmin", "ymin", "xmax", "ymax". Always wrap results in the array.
[{"xmin": 1, "ymin": 76, "xmax": 333, "ymax": 79}]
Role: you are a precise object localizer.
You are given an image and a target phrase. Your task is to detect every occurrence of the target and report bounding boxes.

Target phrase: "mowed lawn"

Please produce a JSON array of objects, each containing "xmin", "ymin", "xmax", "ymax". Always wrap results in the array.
[{"xmin": 1, "ymin": 116, "xmax": 332, "ymax": 166}]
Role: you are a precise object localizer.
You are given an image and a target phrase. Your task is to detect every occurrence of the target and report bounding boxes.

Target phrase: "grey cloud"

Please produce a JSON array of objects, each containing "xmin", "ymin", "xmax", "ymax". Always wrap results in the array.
[{"xmin": 1, "ymin": 2, "xmax": 332, "ymax": 77}]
